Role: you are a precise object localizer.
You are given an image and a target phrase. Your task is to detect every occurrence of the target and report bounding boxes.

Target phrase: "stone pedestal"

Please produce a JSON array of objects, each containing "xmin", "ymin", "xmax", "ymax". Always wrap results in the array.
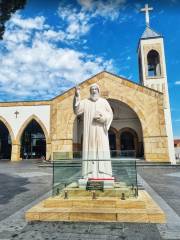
[
  {"xmin": 25, "ymin": 189, "xmax": 166, "ymax": 223},
  {"xmin": 78, "ymin": 178, "xmax": 115, "ymax": 189}
]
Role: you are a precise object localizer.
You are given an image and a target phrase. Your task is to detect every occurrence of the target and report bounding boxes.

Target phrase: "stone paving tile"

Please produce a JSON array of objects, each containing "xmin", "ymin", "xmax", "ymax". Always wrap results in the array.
[
  {"xmin": 137, "ymin": 167, "xmax": 180, "ymax": 217},
  {"xmin": 7, "ymin": 222, "xmax": 161, "ymax": 240},
  {"xmin": 158, "ymin": 223, "xmax": 180, "ymax": 240},
  {"xmin": 0, "ymin": 160, "xmax": 80, "ymax": 221}
]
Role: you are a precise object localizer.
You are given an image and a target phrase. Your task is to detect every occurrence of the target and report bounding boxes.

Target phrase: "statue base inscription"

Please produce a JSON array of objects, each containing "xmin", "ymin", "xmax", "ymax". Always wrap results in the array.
[
  {"xmin": 86, "ymin": 181, "xmax": 104, "ymax": 191},
  {"xmin": 78, "ymin": 178, "xmax": 115, "ymax": 189}
]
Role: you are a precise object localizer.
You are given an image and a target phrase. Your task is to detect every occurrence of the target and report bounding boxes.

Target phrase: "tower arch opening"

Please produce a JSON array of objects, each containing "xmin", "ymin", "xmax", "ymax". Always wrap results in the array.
[{"xmin": 147, "ymin": 49, "xmax": 161, "ymax": 77}]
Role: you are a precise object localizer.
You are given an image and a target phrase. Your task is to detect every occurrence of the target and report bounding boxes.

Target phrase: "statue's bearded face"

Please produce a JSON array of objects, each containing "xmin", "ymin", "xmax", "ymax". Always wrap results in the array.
[{"xmin": 90, "ymin": 86, "xmax": 99, "ymax": 101}]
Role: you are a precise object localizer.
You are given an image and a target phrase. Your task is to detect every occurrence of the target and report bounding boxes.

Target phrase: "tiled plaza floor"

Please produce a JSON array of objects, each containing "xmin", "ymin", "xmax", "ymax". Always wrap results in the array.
[{"xmin": 0, "ymin": 160, "xmax": 180, "ymax": 240}]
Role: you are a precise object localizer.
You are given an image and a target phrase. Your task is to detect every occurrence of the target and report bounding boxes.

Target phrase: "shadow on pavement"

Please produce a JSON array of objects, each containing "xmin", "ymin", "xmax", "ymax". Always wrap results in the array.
[{"xmin": 0, "ymin": 173, "xmax": 30, "ymax": 204}]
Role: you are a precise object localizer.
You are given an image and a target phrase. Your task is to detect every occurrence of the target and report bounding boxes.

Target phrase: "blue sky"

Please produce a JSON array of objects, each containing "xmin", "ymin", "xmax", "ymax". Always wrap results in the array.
[{"xmin": 0, "ymin": 0, "xmax": 179, "ymax": 137}]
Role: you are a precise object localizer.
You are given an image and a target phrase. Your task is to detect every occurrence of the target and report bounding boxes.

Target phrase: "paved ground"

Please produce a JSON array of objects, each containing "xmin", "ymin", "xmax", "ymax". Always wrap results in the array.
[
  {"xmin": 138, "ymin": 166, "xmax": 180, "ymax": 217},
  {"xmin": 0, "ymin": 160, "xmax": 180, "ymax": 239},
  {"xmin": 0, "ymin": 160, "xmax": 52, "ymax": 221}
]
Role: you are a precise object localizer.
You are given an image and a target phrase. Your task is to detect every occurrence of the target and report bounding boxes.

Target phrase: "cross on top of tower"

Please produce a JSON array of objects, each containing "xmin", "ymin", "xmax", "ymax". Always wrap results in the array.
[{"xmin": 140, "ymin": 3, "xmax": 153, "ymax": 27}]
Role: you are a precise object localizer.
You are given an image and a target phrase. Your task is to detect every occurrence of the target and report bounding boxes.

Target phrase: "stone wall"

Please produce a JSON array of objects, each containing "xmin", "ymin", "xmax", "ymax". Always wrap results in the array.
[{"xmin": 50, "ymin": 71, "xmax": 169, "ymax": 162}]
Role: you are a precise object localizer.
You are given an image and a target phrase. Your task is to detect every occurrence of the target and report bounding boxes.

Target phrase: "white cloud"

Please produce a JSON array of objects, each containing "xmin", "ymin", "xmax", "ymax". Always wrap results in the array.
[
  {"xmin": 58, "ymin": 0, "xmax": 127, "ymax": 39},
  {"xmin": 10, "ymin": 14, "xmax": 46, "ymax": 30},
  {"xmin": 175, "ymin": 81, "xmax": 180, "ymax": 85},
  {"xmin": 78, "ymin": 0, "xmax": 126, "ymax": 20},
  {"xmin": 0, "ymin": 13, "xmax": 114, "ymax": 101},
  {"xmin": 43, "ymin": 29, "xmax": 66, "ymax": 42},
  {"xmin": 58, "ymin": 5, "xmax": 91, "ymax": 40}
]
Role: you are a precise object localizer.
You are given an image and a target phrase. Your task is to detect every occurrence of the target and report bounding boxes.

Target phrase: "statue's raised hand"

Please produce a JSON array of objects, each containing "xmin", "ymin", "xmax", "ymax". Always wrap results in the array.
[{"xmin": 75, "ymin": 86, "xmax": 80, "ymax": 97}]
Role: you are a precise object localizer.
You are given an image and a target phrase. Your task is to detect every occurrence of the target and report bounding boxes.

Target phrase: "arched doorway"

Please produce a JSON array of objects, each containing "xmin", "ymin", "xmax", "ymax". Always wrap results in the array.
[
  {"xmin": 108, "ymin": 128, "xmax": 117, "ymax": 157},
  {"xmin": 120, "ymin": 128, "xmax": 138, "ymax": 157},
  {"xmin": 20, "ymin": 119, "xmax": 46, "ymax": 159},
  {"xmin": 108, "ymin": 99, "xmax": 144, "ymax": 158},
  {"xmin": 121, "ymin": 131, "xmax": 134, "ymax": 150},
  {"xmin": 120, "ymin": 130, "xmax": 135, "ymax": 151},
  {"xmin": 0, "ymin": 121, "xmax": 12, "ymax": 159}
]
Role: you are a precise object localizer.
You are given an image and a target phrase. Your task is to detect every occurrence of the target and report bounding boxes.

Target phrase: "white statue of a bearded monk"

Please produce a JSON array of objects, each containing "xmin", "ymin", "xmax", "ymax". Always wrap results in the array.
[{"xmin": 73, "ymin": 83, "xmax": 113, "ymax": 180}]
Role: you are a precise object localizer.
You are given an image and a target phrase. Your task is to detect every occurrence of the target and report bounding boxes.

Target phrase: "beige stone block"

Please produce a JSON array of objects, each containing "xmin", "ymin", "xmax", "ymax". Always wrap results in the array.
[
  {"xmin": 25, "ymin": 212, "xmax": 40, "ymax": 221},
  {"xmin": 72, "ymin": 200, "xmax": 116, "ymax": 208},
  {"xmin": 117, "ymin": 212, "xmax": 149, "ymax": 223},
  {"xmin": 147, "ymin": 213, "xmax": 166, "ymax": 223},
  {"xmin": 158, "ymin": 148, "xmax": 167, "ymax": 154},
  {"xmin": 44, "ymin": 199, "xmax": 73, "ymax": 208},
  {"xmin": 149, "ymin": 153, "xmax": 157, "ymax": 159},
  {"xmin": 145, "ymin": 153, "xmax": 169, "ymax": 162},
  {"xmin": 116, "ymin": 201, "xmax": 145, "ymax": 209},
  {"xmin": 144, "ymin": 143, "xmax": 151, "ymax": 153},
  {"xmin": 69, "ymin": 212, "xmax": 116, "ymax": 222},
  {"xmin": 39, "ymin": 212, "xmax": 70, "ymax": 221}
]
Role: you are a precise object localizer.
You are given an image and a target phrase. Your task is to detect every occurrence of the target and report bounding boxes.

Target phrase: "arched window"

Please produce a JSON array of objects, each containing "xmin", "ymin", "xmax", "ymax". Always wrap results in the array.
[{"xmin": 147, "ymin": 50, "xmax": 161, "ymax": 77}]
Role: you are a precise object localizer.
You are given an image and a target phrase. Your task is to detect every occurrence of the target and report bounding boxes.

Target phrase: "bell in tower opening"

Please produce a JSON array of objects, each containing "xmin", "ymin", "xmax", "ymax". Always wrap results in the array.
[{"xmin": 147, "ymin": 50, "xmax": 161, "ymax": 77}]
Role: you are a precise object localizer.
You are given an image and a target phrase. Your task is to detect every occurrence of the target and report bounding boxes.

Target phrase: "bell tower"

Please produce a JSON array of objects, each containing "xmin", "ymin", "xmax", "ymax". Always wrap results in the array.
[{"xmin": 138, "ymin": 4, "xmax": 176, "ymax": 164}]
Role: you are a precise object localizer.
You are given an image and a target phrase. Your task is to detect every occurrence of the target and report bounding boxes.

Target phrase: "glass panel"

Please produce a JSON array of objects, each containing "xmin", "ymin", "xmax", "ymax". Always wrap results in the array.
[{"xmin": 52, "ymin": 151, "xmax": 138, "ymax": 199}]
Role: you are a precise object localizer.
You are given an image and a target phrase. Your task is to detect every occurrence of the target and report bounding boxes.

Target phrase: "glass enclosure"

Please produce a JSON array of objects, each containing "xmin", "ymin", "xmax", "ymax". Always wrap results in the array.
[{"xmin": 52, "ymin": 151, "xmax": 138, "ymax": 199}]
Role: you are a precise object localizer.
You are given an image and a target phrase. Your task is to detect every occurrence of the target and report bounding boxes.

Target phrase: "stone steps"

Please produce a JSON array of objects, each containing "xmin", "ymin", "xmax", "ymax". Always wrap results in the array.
[
  {"xmin": 25, "ymin": 190, "xmax": 166, "ymax": 223},
  {"xmin": 43, "ymin": 198, "xmax": 145, "ymax": 209},
  {"xmin": 26, "ymin": 204, "xmax": 148, "ymax": 222}
]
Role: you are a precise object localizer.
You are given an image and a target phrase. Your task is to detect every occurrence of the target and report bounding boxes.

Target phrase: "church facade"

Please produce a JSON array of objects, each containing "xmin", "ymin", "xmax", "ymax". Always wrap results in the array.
[{"xmin": 0, "ymin": 21, "xmax": 176, "ymax": 163}]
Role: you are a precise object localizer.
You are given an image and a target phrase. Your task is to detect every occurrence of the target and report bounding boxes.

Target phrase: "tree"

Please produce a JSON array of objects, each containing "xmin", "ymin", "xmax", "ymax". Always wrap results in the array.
[{"xmin": 0, "ymin": 0, "xmax": 27, "ymax": 39}]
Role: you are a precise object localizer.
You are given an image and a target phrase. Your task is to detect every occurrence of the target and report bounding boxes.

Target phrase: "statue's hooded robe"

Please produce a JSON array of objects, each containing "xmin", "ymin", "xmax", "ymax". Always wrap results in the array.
[{"xmin": 73, "ymin": 84, "xmax": 113, "ymax": 179}]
